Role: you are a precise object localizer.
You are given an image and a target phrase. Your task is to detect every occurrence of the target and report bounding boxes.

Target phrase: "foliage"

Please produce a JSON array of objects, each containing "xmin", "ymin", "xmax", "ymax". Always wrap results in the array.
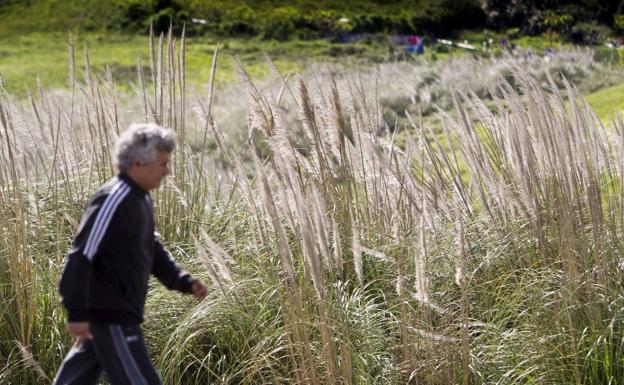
[
  {"xmin": 1, "ymin": 0, "xmax": 622, "ymax": 45},
  {"xmin": 0, "ymin": 0, "xmax": 485, "ymax": 39},
  {"xmin": 615, "ymin": 13, "xmax": 624, "ymax": 32},
  {"xmin": 569, "ymin": 22, "xmax": 614, "ymax": 45},
  {"xmin": 542, "ymin": 10, "xmax": 573, "ymax": 32},
  {"xmin": 481, "ymin": 0, "xmax": 620, "ymax": 40}
]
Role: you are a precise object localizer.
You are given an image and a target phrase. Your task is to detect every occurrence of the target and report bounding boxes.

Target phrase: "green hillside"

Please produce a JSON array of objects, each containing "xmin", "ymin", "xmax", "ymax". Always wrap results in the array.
[
  {"xmin": 586, "ymin": 82, "xmax": 624, "ymax": 122},
  {"xmin": 1, "ymin": 1, "xmax": 621, "ymax": 43},
  {"xmin": 0, "ymin": 0, "xmax": 474, "ymax": 36}
]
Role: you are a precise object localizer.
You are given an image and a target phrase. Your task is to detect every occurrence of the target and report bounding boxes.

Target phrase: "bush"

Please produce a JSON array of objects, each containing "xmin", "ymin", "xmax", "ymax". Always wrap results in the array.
[
  {"xmin": 225, "ymin": 4, "xmax": 255, "ymax": 23},
  {"xmin": 105, "ymin": 0, "xmax": 155, "ymax": 31},
  {"xmin": 615, "ymin": 14, "xmax": 624, "ymax": 33},
  {"xmin": 261, "ymin": 6, "xmax": 301, "ymax": 40},
  {"xmin": 569, "ymin": 22, "xmax": 612, "ymax": 45},
  {"xmin": 593, "ymin": 46, "xmax": 621, "ymax": 64},
  {"xmin": 149, "ymin": 7, "xmax": 177, "ymax": 34},
  {"xmin": 434, "ymin": 43, "xmax": 450, "ymax": 53},
  {"xmin": 351, "ymin": 14, "xmax": 400, "ymax": 34},
  {"xmin": 292, "ymin": 10, "xmax": 340, "ymax": 39},
  {"xmin": 224, "ymin": 21, "xmax": 257, "ymax": 37},
  {"xmin": 261, "ymin": 21, "xmax": 294, "ymax": 40}
]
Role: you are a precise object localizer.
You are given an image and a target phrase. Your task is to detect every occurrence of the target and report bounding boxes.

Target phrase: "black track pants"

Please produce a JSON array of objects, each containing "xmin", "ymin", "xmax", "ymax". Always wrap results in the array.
[{"xmin": 52, "ymin": 323, "xmax": 162, "ymax": 385}]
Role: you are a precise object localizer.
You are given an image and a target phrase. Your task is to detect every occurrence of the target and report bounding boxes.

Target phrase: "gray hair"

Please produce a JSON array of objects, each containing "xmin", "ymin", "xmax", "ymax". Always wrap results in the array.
[{"xmin": 113, "ymin": 123, "xmax": 176, "ymax": 171}]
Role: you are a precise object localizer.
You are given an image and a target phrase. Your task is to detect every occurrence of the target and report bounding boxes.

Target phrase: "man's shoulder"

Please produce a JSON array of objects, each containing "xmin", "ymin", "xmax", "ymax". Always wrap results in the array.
[{"xmin": 88, "ymin": 176, "xmax": 135, "ymax": 206}]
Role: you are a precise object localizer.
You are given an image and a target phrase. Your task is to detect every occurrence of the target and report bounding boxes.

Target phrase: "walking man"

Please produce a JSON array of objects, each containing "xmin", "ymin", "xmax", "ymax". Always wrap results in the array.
[{"xmin": 53, "ymin": 123, "xmax": 208, "ymax": 385}]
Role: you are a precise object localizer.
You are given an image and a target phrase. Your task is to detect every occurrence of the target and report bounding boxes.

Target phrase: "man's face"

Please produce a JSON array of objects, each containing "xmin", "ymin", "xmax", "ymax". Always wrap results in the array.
[{"xmin": 130, "ymin": 151, "xmax": 171, "ymax": 191}]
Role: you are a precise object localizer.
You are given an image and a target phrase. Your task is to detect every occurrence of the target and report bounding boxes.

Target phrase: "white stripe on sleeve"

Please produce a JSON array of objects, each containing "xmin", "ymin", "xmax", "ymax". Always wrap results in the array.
[{"xmin": 84, "ymin": 181, "xmax": 130, "ymax": 260}]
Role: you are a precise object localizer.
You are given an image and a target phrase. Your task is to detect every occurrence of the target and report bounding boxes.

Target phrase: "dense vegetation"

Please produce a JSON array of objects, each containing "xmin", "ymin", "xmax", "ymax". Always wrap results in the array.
[
  {"xmin": 1, "ymin": 30, "xmax": 624, "ymax": 384},
  {"xmin": 2, "ymin": 1, "xmax": 624, "ymax": 384},
  {"xmin": 1, "ymin": 0, "xmax": 623, "ymax": 41}
]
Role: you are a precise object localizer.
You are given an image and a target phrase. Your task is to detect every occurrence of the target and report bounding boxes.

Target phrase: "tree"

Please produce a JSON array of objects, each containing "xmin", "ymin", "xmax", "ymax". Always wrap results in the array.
[
  {"xmin": 615, "ymin": 13, "xmax": 624, "ymax": 33},
  {"xmin": 542, "ymin": 9, "xmax": 573, "ymax": 44}
]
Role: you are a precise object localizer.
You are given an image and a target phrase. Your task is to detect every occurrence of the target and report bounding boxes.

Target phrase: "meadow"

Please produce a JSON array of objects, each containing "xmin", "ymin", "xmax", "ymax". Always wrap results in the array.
[
  {"xmin": 0, "ymin": 31, "xmax": 387, "ymax": 96},
  {"xmin": 1, "ymin": 29, "xmax": 624, "ymax": 385}
]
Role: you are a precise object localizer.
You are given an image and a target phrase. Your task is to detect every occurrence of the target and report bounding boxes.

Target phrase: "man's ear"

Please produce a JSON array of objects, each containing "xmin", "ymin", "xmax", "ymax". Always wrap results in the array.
[{"xmin": 128, "ymin": 159, "xmax": 142, "ymax": 170}]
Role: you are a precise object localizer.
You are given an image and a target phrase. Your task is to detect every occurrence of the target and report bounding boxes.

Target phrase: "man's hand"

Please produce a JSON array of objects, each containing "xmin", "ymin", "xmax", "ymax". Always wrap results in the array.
[
  {"xmin": 191, "ymin": 280, "xmax": 208, "ymax": 300},
  {"xmin": 66, "ymin": 322, "xmax": 93, "ymax": 346}
]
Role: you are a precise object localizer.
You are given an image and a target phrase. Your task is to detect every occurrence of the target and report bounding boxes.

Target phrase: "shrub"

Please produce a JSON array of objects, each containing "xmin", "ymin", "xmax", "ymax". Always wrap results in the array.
[
  {"xmin": 614, "ymin": 14, "xmax": 624, "ymax": 33},
  {"xmin": 261, "ymin": 6, "xmax": 301, "ymax": 40},
  {"xmin": 149, "ymin": 7, "xmax": 177, "ymax": 34},
  {"xmin": 110, "ymin": 0, "xmax": 156, "ymax": 30},
  {"xmin": 224, "ymin": 21, "xmax": 257, "ymax": 37},
  {"xmin": 569, "ymin": 22, "xmax": 612, "ymax": 45}
]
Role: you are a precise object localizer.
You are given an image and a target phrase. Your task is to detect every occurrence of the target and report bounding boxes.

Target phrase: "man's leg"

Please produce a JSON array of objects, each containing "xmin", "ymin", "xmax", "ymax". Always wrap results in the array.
[
  {"xmin": 52, "ymin": 340, "xmax": 102, "ymax": 385},
  {"xmin": 90, "ymin": 322, "xmax": 162, "ymax": 385}
]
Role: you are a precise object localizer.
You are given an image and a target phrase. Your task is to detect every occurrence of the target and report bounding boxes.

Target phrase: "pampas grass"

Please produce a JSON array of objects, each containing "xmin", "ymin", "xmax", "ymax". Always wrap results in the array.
[{"xmin": 1, "ymin": 31, "xmax": 624, "ymax": 384}]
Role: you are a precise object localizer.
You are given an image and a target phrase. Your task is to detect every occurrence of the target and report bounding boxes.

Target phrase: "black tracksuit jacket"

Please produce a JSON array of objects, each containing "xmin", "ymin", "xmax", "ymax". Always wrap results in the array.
[{"xmin": 59, "ymin": 172, "xmax": 195, "ymax": 324}]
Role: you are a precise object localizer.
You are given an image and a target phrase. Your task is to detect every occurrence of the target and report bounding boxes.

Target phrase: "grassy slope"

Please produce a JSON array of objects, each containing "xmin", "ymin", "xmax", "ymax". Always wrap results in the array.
[
  {"xmin": 3, "ymin": 30, "xmax": 623, "ymax": 125},
  {"xmin": 0, "ymin": 0, "xmax": 402, "ymax": 94},
  {"xmin": 585, "ymin": 82, "xmax": 624, "ymax": 122},
  {"xmin": 0, "ymin": 31, "xmax": 393, "ymax": 96},
  {"xmin": 0, "ymin": 32, "xmax": 147, "ymax": 94}
]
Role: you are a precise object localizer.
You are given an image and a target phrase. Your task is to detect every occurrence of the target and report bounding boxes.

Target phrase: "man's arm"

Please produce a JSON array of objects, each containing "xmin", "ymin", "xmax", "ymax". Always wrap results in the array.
[
  {"xmin": 59, "ymin": 245, "xmax": 94, "ymax": 343},
  {"xmin": 152, "ymin": 233, "xmax": 208, "ymax": 299},
  {"xmin": 59, "ymin": 202, "xmax": 100, "ymax": 323},
  {"xmin": 59, "ymin": 181, "xmax": 132, "ymax": 341},
  {"xmin": 58, "ymin": 199, "xmax": 104, "ymax": 343}
]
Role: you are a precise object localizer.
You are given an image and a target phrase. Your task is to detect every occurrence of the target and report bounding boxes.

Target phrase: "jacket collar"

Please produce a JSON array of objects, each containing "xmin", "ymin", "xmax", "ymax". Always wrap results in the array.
[{"xmin": 118, "ymin": 172, "xmax": 149, "ymax": 196}]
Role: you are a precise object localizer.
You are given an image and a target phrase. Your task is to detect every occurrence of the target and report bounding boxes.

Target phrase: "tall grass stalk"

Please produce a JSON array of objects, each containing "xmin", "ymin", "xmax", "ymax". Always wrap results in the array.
[{"xmin": 2, "ymin": 32, "xmax": 624, "ymax": 384}]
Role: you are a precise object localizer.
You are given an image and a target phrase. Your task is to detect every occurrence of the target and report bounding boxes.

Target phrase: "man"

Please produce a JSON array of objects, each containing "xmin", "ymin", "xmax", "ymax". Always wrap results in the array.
[{"xmin": 53, "ymin": 123, "xmax": 208, "ymax": 385}]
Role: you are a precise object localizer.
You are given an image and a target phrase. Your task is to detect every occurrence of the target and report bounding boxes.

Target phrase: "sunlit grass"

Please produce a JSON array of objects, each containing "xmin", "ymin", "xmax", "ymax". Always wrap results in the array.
[
  {"xmin": 0, "ymin": 31, "xmax": 393, "ymax": 97},
  {"xmin": 585, "ymin": 82, "xmax": 624, "ymax": 123},
  {"xmin": 2, "ymin": 31, "xmax": 624, "ymax": 384}
]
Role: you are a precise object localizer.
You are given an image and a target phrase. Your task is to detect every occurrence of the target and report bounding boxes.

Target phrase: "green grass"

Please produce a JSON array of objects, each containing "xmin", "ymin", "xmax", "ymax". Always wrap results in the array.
[
  {"xmin": 0, "ymin": 32, "xmax": 147, "ymax": 94},
  {"xmin": 585, "ymin": 82, "xmax": 624, "ymax": 122},
  {"xmin": 0, "ymin": 32, "xmax": 161, "ymax": 95},
  {"xmin": 0, "ymin": 31, "xmax": 393, "ymax": 96},
  {"xmin": 2, "ymin": 28, "xmax": 619, "ymax": 98}
]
